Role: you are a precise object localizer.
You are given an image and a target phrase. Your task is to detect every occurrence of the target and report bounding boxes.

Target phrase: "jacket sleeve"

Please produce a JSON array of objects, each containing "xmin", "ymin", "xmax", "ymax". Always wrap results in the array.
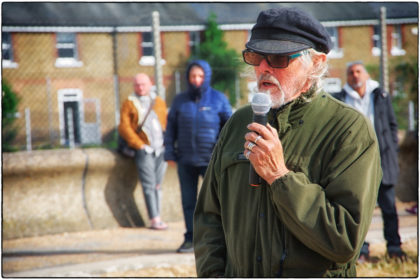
[
  {"xmin": 268, "ymin": 123, "xmax": 382, "ymax": 263},
  {"xmin": 118, "ymin": 100, "xmax": 144, "ymax": 150},
  {"xmin": 193, "ymin": 132, "xmax": 227, "ymax": 277},
  {"xmin": 163, "ymin": 97, "xmax": 178, "ymax": 161}
]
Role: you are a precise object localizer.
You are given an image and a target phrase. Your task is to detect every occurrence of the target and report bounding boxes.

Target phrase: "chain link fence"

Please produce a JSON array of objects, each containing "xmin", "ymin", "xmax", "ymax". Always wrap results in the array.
[{"xmin": 2, "ymin": 30, "xmax": 253, "ymax": 152}]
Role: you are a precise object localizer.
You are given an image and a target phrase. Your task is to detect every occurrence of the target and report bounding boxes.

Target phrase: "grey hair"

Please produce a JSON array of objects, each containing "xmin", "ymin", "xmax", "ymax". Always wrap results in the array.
[{"xmin": 298, "ymin": 48, "xmax": 329, "ymax": 96}]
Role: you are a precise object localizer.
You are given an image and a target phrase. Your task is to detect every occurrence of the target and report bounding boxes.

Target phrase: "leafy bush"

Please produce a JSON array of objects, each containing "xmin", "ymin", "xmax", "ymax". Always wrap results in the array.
[{"xmin": 2, "ymin": 80, "xmax": 20, "ymax": 152}]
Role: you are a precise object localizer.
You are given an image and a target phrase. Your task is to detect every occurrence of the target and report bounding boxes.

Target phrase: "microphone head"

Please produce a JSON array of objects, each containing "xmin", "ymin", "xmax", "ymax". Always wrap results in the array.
[{"xmin": 251, "ymin": 92, "xmax": 271, "ymax": 115}]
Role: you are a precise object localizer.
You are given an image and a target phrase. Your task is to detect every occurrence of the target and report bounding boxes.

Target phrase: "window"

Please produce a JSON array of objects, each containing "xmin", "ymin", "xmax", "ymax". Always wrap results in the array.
[
  {"xmin": 139, "ymin": 32, "xmax": 165, "ymax": 66},
  {"xmin": 141, "ymin": 32, "xmax": 154, "ymax": 56},
  {"xmin": 55, "ymin": 32, "xmax": 82, "ymax": 67},
  {"xmin": 391, "ymin": 25, "xmax": 406, "ymax": 56},
  {"xmin": 371, "ymin": 25, "xmax": 381, "ymax": 56},
  {"xmin": 189, "ymin": 31, "xmax": 200, "ymax": 56},
  {"xmin": 2, "ymin": 32, "xmax": 18, "ymax": 68},
  {"xmin": 325, "ymin": 27, "xmax": 343, "ymax": 59}
]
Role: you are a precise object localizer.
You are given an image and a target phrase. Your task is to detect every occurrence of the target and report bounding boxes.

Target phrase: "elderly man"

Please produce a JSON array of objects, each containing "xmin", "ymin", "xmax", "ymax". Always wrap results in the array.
[
  {"xmin": 333, "ymin": 61, "xmax": 404, "ymax": 261},
  {"xmin": 193, "ymin": 7, "xmax": 382, "ymax": 277},
  {"xmin": 119, "ymin": 73, "xmax": 168, "ymax": 230}
]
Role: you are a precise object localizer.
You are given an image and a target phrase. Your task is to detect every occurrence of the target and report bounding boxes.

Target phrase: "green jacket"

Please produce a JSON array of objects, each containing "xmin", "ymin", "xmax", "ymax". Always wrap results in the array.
[{"xmin": 193, "ymin": 92, "xmax": 382, "ymax": 277}]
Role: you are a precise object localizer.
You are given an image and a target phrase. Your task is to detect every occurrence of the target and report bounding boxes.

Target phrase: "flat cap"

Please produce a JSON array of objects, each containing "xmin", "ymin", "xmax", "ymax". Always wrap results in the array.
[{"xmin": 246, "ymin": 7, "xmax": 332, "ymax": 55}]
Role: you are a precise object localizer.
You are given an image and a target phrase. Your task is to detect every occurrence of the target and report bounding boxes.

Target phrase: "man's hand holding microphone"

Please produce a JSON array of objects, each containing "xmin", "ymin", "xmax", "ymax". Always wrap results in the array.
[{"xmin": 244, "ymin": 92, "xmax": 290, "ymax": 186}]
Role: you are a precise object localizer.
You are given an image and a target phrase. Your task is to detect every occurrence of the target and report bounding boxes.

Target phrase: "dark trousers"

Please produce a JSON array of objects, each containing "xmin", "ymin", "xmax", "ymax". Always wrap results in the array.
[
  {"xmin": 361, "ymin": 183, "xmax": 401, "ymax": 255},
  {"xmin": 177, "ymin": 163, "xmax": 207, "ymax": 242}
]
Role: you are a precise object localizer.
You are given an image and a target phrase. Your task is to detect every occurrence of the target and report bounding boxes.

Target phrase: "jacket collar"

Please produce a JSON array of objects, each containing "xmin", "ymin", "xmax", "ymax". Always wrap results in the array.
[{"xmin": 268, "ymin": 87, "xmax": 318, "ymax": 136}]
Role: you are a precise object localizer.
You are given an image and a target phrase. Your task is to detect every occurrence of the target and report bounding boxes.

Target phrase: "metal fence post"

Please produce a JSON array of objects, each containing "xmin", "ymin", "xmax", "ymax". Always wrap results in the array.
[
  {"xmin": 380, "ymin": 6, "xmax": 389, "ymax": 93},
  {"xmin": 67, "ymin": 107, "xmax": 75, "ymax": 149},
  {"xmin": 25, "ymin": 108, "xmax": 32, "ymax": 151},
  {"xmin": 152, "ymin": 11, "xmax": 164, "ymax": 100},
  {"xmin": 408, "ymin": 100, "xmax": 415, "ymax": 131}
]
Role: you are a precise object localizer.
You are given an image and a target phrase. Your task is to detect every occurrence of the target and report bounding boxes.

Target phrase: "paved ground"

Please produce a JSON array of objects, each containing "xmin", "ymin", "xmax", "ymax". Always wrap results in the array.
[{"xmin": 2, "ymin": 201, "xmax": 418, "ymax": 277}]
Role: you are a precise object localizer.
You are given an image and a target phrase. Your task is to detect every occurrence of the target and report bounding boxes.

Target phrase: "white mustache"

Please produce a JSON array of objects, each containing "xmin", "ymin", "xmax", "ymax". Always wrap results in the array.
[{"xmin": 257, "ymin": 74, "xmax": 281, "ymax": 88}]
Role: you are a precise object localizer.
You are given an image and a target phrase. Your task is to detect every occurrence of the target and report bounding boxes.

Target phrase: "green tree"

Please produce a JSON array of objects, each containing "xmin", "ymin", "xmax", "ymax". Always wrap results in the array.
[
  {"xmin": 2, "ymin": 80, "xmax": 20, "ymax": 152},
  {"xmin": 191, "ymin": 13, "xmax": 243, "ymax": 106},
  {"xmin": 392, "ymin": 58, "xmax": 418, "ymax": 130}
]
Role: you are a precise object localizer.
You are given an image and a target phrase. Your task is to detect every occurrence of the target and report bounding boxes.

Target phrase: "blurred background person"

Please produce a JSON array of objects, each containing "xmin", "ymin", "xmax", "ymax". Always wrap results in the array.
[
  {"xmin": 119, "ymin": 73, "xmax": 168, "ymax": 230},
  {"xmin": 333, "ymin": 61, "xmax": 405, "ymax": 261},
  {"xmin": 164, "ymin": 60, "xmax": 232, "ymax": 253}
]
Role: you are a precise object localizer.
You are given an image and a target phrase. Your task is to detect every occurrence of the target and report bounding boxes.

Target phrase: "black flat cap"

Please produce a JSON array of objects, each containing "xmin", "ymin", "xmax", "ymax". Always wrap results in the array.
[{"xmin": 246, "ymin": 7, "xmax": 332, "ymax": 55}]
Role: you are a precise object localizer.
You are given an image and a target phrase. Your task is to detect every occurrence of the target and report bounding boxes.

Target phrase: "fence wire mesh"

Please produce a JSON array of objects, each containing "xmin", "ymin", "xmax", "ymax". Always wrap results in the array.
[{"xmin": 2, "ymin": 38, "xmax": 251, "ymax": 152}]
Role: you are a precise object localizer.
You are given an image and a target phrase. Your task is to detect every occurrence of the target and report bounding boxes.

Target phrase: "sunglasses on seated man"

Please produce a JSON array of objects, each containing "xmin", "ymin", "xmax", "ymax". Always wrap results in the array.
[{"xmin": 242, "ymin": 49, "xmax": 308, "ymax": 68}]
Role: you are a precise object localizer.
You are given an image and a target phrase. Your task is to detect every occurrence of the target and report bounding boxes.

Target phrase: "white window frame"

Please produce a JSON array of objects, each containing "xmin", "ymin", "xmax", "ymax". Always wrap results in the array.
[
  {"xmin": 55, "ymin": 32, "xmax": 83, "ymax": 68},
  {"xmin": 323, "ymin": 78, "xmax": 342, "ymax": 94},
  {"xmin": 325, "ymin": 27, "xmax": 343, "ymax": 59},
  {"xmin": 189, "ymin": 31, "xmax": 201, "ymax": 56},
  {"xmin": 2, "ymin": 32, "xmax": 18, "ymax": 68},
  {"xmin": 139, "ymin": 31, "xmax": 166, "ymax": 66},
  {"xmin": 371, "ymin": 25, "xmax": 381, "ymax": 56},
  {"xmin": 391, "ymin": 25, "xmax": 406, "ymax": 56}
]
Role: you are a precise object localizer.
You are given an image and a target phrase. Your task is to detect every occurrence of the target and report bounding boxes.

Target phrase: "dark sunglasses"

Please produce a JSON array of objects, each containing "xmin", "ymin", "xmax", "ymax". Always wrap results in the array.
[{"xmin": 242, "ymin": 49, "xmax": 305, "ymax": 68}]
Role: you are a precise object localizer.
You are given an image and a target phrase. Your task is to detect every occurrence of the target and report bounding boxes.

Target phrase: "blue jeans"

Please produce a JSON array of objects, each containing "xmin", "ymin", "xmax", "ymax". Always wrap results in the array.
[
  {"xmin": 135, "ymin": 150, "xmax": 167, "ymax": 220},
  {"xmin": 177, "ymin": 163, "xmax": 207, "ymax": 242}
]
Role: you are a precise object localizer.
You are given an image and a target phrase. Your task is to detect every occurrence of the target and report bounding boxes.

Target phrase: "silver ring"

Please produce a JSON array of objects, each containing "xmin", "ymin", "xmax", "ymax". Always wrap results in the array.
[
  {"xmin": 247, "ymin": 142, "xmax": 255, "ymax": 151},
  {"xmin": 255, "ymin": 135, "xmax": 262, "ymax": 144},
  {"xmin": 245, "ymin": 150, "xmax": 251, "ymax": 159}
]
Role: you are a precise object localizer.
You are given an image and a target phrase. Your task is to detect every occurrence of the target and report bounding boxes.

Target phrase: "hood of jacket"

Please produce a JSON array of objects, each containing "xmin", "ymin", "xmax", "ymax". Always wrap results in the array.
[{"xmin": 186, "ymin": 59, "xmax": 212, "ymax": 100}]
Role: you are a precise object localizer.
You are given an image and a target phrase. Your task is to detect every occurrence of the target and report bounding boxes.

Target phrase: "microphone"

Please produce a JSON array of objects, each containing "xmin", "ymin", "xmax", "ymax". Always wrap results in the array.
[{"xmin": 249, "ymin": 92, "xmax": 271, "ymax": 187}]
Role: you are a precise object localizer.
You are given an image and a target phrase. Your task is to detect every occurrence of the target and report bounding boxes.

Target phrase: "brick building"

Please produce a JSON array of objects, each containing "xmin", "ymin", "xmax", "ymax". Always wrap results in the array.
[{"xmin": 2, "ymin": 2, "xmax": 418, "ymax": 149}]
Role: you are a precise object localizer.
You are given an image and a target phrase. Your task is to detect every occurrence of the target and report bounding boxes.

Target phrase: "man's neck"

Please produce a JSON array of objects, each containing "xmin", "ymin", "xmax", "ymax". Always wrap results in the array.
[{"xmin": 354, "ymin": 84, "xmax": 366, "ymax": 98}]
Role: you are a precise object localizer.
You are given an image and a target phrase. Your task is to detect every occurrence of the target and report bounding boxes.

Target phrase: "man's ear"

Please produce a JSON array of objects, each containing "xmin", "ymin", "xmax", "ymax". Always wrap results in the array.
[{"xmin": 313, "ymin": 53, "xmax": 327, "ymax": 66}]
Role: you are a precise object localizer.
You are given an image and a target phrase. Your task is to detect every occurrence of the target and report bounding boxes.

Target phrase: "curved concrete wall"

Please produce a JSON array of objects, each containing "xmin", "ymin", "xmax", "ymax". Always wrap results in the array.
[
  {"xmin": 3, "ymin": 131, "xmax": 417, "ymax": 239},
  {"xmin": 3, "ymin": 148, "xmax": 184, "ymax": 239}
]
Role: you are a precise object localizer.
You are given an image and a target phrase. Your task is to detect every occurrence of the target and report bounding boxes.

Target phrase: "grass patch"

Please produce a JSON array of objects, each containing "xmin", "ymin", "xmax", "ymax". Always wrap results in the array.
[{"xmin": 357, "ymin": 239, "xmax": 418, "ymax": 277}]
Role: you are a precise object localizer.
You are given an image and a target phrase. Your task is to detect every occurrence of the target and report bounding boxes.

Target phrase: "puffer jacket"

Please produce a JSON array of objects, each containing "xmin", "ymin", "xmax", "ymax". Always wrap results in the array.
[
  {"xmin": 164, "ymin": 60, "xmax": 232, "ymax": 166},
  {"xmin": 194, "ymin": 92, "xmax": 382, "ymax": 277},
  {"xmin": 118, "ymin": 94, "xmax": 167, "ymax": 150}
]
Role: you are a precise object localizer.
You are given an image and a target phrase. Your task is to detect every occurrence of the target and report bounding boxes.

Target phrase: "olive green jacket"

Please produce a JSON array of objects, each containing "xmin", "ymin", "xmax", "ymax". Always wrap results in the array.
[{"xmin": 193, "ymin": 92, "xmax": 382, "ymax": 277}]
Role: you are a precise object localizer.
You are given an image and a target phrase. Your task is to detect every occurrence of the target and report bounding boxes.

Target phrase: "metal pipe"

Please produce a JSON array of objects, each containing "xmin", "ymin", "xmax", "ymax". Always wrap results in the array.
[{"xmin": 152, "ymin": 11, "xmax": 164, "ymax": 100}]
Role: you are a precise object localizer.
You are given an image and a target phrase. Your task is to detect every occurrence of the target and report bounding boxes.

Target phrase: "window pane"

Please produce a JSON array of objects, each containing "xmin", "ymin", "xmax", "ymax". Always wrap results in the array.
[
  {"xmin": 2, "ymin": 32, "xmax": 13, "ymax": 61},
  {"xmin": 141, "ymin": 32, "xmax": 154, "ymax": 56},
  {"xmin": 373, "ymin": 25, "xmax": 381, "ymax": 48},
  {"xmin": 143, "ymin": 46, "xmax": 153, "ymax": 56},
  {"xmin": 326, "ymin": 27, "xmax": 339, "ymax": 50},
  {"xmin": 142, "ymin": 32, "xmax": 152, "ymax": 43},
  {"xmin": 189, "ymin": 31, "xmax": 200, "ymax": 55},
  {"xmin": 58, "ymin": 48, "xmax": 75, "ymax": 58},
  {"xmin": 57, "ymin": 32, "xmax": 76, "ymax": 43},
  {"xmin": 56, "ymin": 32, "xmax": 78, "ymax": 59}
]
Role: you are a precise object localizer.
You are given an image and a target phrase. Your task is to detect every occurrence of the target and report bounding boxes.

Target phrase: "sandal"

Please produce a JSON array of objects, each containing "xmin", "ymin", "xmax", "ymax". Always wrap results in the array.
[{"xmin": 150, "ymin": 221, "xmax": 168, "ymax": 230}]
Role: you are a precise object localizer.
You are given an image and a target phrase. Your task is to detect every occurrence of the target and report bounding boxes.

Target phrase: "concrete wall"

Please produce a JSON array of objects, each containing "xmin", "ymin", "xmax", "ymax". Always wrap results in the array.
[
  {"xmin": 3, "ymin": 131, "xmax": 418, "ymax": 239},
  {"xmin": 2, "ymin": 148, "xmax": 184, "ymax": 239}
]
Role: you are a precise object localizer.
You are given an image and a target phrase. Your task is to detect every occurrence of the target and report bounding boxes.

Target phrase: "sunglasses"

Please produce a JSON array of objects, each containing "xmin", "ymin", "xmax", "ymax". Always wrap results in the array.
[{"xmin": 242, "ymin": 49, "xmax": 305, "ymax": 68}]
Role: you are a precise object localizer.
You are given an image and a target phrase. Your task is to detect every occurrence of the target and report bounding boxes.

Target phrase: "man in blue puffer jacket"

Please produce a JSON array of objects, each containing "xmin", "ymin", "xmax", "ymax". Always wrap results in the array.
[{"xmin": 164, "ymin": 60, "xmax": 232, "ymax": 253}]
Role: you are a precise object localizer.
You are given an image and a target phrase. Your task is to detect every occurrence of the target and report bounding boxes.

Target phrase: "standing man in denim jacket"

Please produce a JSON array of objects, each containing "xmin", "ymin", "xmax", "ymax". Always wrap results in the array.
[{"xmin": 164, "ymin": 60, "xmax": 232, "ymax": 253}]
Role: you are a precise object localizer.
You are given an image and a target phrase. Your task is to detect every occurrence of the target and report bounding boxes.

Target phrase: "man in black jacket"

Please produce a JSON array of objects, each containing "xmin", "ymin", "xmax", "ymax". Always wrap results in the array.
[{"xmin": 333, "ymin": 61, "xmax": 405, "ymax": 261}]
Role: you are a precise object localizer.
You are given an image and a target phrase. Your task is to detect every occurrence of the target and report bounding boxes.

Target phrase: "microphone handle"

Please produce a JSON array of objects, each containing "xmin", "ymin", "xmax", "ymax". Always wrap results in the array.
[{"xmin": 249, "ymin": 113, "xmax": 268, "ymax": 186}]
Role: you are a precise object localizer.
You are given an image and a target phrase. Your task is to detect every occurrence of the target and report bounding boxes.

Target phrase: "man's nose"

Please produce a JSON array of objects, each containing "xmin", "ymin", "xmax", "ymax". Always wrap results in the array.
[{"xmin": 257, "ymin": 58, "xmax": 273, "ymax": 73}]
